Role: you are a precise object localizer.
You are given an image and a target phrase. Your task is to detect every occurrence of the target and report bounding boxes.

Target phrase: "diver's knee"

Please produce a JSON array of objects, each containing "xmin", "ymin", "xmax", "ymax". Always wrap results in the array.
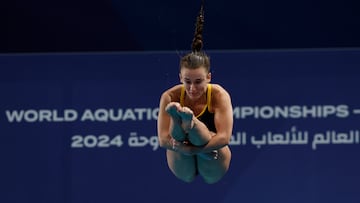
[
  {"xmin": 176, "ymin": 174, "xmax": 196, "ymax": 183},
  {"xmin": 202, "ymin": 175, "xmax": 222, "ymax": 184}
]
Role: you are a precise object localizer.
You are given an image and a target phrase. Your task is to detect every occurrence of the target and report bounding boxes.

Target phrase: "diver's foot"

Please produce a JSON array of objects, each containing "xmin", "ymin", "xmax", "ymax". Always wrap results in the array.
[
  {"xmin": 165, "ymin": 102, "xmax": 182, "ymax": 120},
  {"xmin": 178, "ymin": 106, "xmax": 194, "ymax": 132}
]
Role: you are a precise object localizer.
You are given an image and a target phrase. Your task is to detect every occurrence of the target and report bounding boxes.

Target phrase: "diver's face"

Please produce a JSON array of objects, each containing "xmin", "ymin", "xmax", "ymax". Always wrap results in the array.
[{"xmin": 179, "ymin": 66, "xmax": 211, "ymax": 100}]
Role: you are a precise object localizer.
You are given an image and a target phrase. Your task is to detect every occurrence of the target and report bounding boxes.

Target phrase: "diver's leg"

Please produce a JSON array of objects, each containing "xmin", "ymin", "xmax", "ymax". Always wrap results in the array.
[
  {"xmin": 197, "ymin": 145, "xmax": 231, "ymax": 184},
  {"xmin": 166, "ymin": 150, "xmax": 197, "ymax": 183}
]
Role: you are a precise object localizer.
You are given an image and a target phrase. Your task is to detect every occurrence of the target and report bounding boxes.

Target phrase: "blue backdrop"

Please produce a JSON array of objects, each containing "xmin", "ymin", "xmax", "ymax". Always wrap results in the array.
[{"xmin": 1, "ymin": 49, "xmax": 360, "ymax": 203}]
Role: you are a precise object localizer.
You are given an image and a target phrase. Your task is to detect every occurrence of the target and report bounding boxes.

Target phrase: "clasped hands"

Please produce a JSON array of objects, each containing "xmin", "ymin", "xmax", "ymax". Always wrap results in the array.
[{"xmin": 170, "ymin": 137, "xmax": 218, "ymax": 160}]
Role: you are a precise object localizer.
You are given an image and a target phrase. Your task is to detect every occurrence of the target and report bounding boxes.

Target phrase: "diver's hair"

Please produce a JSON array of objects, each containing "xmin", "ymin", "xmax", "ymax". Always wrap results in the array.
[
  {"xmin": 191, "ymin": 0, "xmax": 205, "ymax": 52},
  {"xmin": 180, "ymin": 0, "xmax": 210, "ymax": 72}
]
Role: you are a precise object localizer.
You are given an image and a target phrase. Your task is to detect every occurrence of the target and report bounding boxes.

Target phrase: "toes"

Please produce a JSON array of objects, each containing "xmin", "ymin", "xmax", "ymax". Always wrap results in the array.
[
  {"xmin": 178, "ymin": 107, "xmax": 193, "ymax": 120},
  {"xmin": 165, "ymin": 103, "xmax": 182, "ymax": 119}
]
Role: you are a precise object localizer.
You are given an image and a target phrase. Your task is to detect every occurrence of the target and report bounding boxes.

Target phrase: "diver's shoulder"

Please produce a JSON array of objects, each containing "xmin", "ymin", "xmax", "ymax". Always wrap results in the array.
[{"xmin": 161, "ymin": 84, "xmax": 182, "ymax": 101}]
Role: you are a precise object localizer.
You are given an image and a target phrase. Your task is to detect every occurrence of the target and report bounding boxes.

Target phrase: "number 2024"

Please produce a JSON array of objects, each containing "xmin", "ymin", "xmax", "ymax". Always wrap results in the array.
[{"xmin": 71, "ymin": 135, "xmax": 123, "ymax": 148}]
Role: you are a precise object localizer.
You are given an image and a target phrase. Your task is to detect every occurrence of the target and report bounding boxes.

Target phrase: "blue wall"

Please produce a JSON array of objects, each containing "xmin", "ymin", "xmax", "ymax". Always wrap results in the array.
[
  {"xmin": 1, "ymin": 49, "xmax": 360, "ymax": 203},
  {"xmin": 4, "ymin": 0, "xmax": 360, "ymax": 52}
]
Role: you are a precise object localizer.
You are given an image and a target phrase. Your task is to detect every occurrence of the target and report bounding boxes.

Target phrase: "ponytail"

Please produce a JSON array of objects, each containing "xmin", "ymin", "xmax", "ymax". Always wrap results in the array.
[{"xmin": 191, "ymin": 0, "xmax": 205, "ymax": 52}]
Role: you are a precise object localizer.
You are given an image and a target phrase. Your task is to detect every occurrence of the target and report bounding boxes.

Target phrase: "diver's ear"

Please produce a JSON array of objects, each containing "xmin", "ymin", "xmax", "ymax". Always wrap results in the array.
[
  {"xmin": 207, "ymin": 72, "xmax": 212, "ymax": 82},
  {"xmin": 179, "ymin": 72, "xmax": 183, "ymax": 83}
]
